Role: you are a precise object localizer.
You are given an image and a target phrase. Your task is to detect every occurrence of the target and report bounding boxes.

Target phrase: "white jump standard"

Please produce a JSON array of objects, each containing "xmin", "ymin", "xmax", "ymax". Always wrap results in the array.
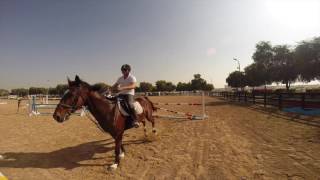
[{"xmin": 29, "ymin": 95, "xmax": 85, "ymax": 116}]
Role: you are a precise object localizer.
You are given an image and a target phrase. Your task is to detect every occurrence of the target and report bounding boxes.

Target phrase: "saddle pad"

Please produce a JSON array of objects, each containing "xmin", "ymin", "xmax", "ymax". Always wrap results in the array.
[{"xmin": 118, "ymin": 101, "xmax": 143, "ymax": 116}]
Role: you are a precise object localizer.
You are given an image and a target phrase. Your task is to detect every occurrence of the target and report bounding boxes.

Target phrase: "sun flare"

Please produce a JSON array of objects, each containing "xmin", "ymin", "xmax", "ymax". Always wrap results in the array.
[{"xmin": 264, "ymin": 0, "xmax": 320, "ymax": 28}]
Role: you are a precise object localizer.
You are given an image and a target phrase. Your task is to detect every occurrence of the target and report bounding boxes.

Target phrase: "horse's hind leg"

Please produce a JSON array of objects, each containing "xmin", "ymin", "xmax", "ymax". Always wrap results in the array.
[
  {"xmin": 151, "ymin": 119, "xmax": 157, "ymax": 135},
  {"xmin": 142, "ymin": 120, "xmax": 147, "ymax": 137},
  {"xmin": 147, "ymin": 114, "xmax": 157, "ymax": 135}
]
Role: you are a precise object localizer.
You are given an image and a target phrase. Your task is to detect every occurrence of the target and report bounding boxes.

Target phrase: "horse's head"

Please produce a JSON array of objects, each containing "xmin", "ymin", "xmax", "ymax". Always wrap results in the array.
[{"xmin": 53, "ymin": 75, "xmax": 90, "ymax": 123}]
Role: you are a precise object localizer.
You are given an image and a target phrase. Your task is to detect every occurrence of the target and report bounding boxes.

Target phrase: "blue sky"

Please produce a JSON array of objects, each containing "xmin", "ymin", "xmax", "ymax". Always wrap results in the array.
[{"xmin": 1, "ymin": 0, "xmax": 319, "ymax": 89}]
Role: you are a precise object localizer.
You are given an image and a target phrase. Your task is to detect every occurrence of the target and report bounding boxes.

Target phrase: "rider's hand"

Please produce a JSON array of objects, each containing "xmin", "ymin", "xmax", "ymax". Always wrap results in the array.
[
  {"xmin": 111, "ymin": 86, "xmax": 118, "ymax": 93},
  {"xmin": 117, "ymin": 86, "xmax": 123, "ymax": 91}
]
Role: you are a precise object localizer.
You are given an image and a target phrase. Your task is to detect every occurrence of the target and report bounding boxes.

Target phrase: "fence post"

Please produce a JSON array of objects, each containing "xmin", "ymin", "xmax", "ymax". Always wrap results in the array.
[
  {"xmin": 264, "ymin": 91, "xmax": 267, "ymax": 107},
  {"xmin": 202, "ymin": 91, "xmax": 205, "ymax": 120},
  {"xmin": 28, "ymin": 96, "xmax": 32, "ymax": 115},
  {"xmin": 32, "ymin": 95, "xmax": 36, "ymax": 112},
  {"xmin": 244, "ymin": 92, "xmax": 247, "ymax": 103},
  {"xmin": 301, "ymin": 93, "xmax": 305, "ymax": 109},
  {"xmin": 278, "ymin": 93, "xmax": 282, "ymax": 110},
  {"xmin": 238, "ymin": 92, "xmax": 241, "ymax": 102},
  {"xmin": 253, "ymin": 92, "xmax": 255, "ymax": 104}
]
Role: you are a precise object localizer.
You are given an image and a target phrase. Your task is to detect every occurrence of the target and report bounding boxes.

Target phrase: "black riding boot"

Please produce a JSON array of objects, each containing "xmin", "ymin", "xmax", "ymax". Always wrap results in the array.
[{"xmin": 131, "ymin": 112, "xmax": 140, "ymax": 128}]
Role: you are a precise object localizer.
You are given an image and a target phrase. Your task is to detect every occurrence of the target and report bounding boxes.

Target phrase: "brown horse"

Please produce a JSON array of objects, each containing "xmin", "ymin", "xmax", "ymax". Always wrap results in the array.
[{"xmin": 53, "ymin": 75, "xmax": 157, "ymax": 170}]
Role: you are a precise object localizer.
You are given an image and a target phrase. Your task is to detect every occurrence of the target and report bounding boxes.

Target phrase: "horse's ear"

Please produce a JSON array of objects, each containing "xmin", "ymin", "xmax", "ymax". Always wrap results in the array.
[
  {"xmin": 67, "ymin": 77, "xmax": 71, "ymax": 86},
  {"xmin": 75, "ymin": 75, "xmax": 81, "ymax": 84}
]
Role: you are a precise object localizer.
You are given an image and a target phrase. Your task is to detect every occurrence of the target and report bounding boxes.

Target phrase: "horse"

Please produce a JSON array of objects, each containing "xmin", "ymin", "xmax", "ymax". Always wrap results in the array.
[{"xmin": 53, "ymin": 75, "xmax": 157, "ymax": 170}]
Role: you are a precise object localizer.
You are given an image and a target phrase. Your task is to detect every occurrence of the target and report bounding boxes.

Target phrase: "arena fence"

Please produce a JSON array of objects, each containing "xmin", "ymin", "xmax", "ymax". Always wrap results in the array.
[{"xmin": 210, "ymin": 91, "xmax": 320, "ymax": 110}]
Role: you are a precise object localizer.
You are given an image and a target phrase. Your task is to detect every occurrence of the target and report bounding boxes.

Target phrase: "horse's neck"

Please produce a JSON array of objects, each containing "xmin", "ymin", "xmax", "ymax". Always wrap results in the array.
[{"xmin": 86, "ymin": 92, "xmax": 114, "ymax": 122}]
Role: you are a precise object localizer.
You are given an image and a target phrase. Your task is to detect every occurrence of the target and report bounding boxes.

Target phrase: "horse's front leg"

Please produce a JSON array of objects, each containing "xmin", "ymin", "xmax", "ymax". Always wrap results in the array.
[
  {"xmin": 120, "ymin": 145, "xmax": 125, "ymax": 159},
  {"xmin": 109, "ymin": 135, "xmax": 123, "ymax": 170}
]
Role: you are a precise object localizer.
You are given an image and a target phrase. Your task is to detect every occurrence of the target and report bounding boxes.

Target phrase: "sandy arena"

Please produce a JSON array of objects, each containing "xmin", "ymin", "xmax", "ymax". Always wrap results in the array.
[{"xmin": 0, "ymin": 96, "xmax": 320, "ymax": 179}]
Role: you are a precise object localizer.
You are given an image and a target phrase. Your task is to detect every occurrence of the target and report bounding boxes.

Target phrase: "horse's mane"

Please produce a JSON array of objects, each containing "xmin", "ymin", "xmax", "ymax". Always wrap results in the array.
[
  {"xmin": 67, "ymin": 78, "xmax": 105, "ymax": 98},
  {"xmin": 91, "ymin": 83, "xmax": 109, "ymax": 95},
  {"xmin": 77, "ymin": 81, "xmax": 112, "ymax": 104}
]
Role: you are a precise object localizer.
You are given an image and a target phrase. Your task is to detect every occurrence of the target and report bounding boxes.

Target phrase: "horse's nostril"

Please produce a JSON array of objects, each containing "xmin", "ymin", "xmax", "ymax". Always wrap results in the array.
[
  {"xmin": 53, "ymin": 113, "xmax": 63, "ymax": 122},
  {"xmin": 53, "ymin": 114, "xmax": 58, "ymax": 120}
]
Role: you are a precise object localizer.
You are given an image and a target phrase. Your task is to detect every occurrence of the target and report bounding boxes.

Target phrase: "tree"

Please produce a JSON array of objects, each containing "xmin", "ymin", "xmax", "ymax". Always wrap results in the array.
[
  {"xmin": 0, "ymin": 89, "xmax": 9, "ymax": 96},
  {"xmin": 226, "ymin": 71, "xmax": 246, "ymax": 89},
  {"xmin": 244, "ymin": 63, "xmax": 265, "ymax": 89},
  {"xmin": 155, "ymin": 80, "xmax": 176, "ymax": 91},
  {"xmin": 92, "ymin": 82, "xmax": 110, "ymax": 94},
  {"xmin": 48, "ymin": 87, "xmax": 58, "ymax": 95},
  {"xmin": 271, "ymin": 45, "xmax": 298, "ymax": 90},
  {"xmin": 55, "ymin": 84, "xmax": 68, "ymax": 96},
  {"xmin": 165, "ymin": 82, "xmax": 176, "ymax": 92},
  {"xmin": 190, "ymin": 74, "xmax": 207, "ymax": 90},
  {"xmin": 11, "ymin": 88, "xmax": 29, "ymax": 96},
  {"xmin": 139, "ymin": 82, "xmax": 154, "ymax": 92},
  {"xmin": 176, "ymin": 82, "xmax": 191, "ymax": 91},
  {"xmin": 294, "ymin": 37, "xmax": 320, "ymax": 81},
  {"xmin": 203, "ymin": 84, "xmax": 214, "ymax": 91},
  {"xmin": 29, "ymin": 87, "xmax": 47, "ymax": 95},
  {"xmin": 252, "ymin": 41, "xmax": 274, "ymax": 86},
  {"xmin": 155, "ymin": 80, "xmax": 167, "ymax": 91}
]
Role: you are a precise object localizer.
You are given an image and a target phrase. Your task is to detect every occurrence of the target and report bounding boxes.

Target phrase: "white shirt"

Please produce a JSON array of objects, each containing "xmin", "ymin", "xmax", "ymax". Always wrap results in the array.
[{"xmin": 116, "ymin": 74, "xmax": 137, "ymax": 95}]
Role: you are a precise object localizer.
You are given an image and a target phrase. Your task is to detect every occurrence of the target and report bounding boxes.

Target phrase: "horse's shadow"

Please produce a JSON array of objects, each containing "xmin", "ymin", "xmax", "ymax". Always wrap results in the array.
[{"xmin": 0, "ymin": 139, "xmax": 146, "ymax": 170}]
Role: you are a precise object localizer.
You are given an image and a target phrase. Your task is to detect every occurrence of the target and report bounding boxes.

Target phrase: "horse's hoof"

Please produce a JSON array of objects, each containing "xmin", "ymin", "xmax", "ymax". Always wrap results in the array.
[
  {"xmin": 119, "ymin": 152, "xmax": 125, "ymax": 159},
  {"xmin": 152, "ymin": 129, "xmax": 157, "ymax": 135},
  {"xmin": 107, "ymin": 163, "xmax": 118, "ymax": 171}
]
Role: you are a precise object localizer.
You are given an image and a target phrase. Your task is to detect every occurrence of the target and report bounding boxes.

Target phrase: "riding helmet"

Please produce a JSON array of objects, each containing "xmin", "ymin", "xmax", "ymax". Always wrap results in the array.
[{"xmin": 121, "ymin": 64, "xmax": 131, "ymax": 72}]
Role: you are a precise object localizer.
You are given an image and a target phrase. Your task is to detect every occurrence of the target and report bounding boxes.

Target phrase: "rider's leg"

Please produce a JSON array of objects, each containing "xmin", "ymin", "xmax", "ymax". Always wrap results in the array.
[{"xmin": 126, "ymin": 94, "xmax": 139, "ymax": 128}]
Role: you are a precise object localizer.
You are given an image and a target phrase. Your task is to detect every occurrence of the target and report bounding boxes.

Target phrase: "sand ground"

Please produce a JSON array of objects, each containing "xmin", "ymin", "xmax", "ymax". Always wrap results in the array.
[{"xmin": 0, "ymin": 96, "xmax": 319, "ymax": 180}]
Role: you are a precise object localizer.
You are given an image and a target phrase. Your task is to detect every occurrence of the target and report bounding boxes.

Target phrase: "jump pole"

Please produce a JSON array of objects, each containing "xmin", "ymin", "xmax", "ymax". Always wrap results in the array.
[
  {"xmin": 154, "ymin": 91, "xmax": 208, "ymax": 120},
  {"xmin": 29, "ymin": 97, "xmax": 86, "ymax": 117}
]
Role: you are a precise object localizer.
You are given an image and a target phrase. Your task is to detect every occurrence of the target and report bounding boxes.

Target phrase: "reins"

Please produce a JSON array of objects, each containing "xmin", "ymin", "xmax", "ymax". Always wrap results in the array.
[
  {"xmin": 84, "ymin": 108, "xmax": 109, "ymax": 134},
  {"xmin": 83, "ymin": 92, "xmax": 118, "ymax": 135}
]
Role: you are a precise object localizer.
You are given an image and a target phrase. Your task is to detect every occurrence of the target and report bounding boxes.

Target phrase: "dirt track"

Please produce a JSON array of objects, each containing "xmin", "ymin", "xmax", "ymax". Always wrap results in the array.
[{"xmin": 0, "ymin": 96, "xmax": 320, "ymax": 179}]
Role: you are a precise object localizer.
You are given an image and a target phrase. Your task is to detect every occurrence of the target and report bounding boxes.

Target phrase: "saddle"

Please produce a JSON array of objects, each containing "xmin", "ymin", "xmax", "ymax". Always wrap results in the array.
[{"xmin": 105, "ymin": 95, "xmax": 143, "ymax": 116}]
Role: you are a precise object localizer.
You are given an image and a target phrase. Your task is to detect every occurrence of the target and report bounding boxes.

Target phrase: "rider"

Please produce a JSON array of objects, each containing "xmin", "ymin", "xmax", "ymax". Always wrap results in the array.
[{"xmin": 112, "ymin": 64, "xmax": 140, "ymax": 128}]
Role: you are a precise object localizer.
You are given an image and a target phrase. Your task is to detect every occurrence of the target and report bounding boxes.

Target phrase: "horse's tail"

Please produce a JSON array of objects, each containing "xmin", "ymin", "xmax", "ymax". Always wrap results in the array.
[{"xmin": 144, "ymin": 96, "xmax": 157, "ymax": 111}]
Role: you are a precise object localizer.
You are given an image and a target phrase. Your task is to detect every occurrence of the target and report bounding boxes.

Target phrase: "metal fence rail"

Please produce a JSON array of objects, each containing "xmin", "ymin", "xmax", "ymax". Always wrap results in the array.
[{"xmin": 210, "ymin": 91, "xmax": 320, "ymax": 109}]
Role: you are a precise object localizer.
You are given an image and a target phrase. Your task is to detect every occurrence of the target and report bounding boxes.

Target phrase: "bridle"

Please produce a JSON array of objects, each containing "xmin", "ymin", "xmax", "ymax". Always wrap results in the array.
[{"xmin": 58, "ymin": 88, "xmax": 85, "ymax": 113}]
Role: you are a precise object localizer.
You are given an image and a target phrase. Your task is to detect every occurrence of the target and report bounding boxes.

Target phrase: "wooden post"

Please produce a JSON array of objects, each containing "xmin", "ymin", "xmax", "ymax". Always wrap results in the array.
[
  {"xmin": 202, "ymin": 91, "xmax": 206, "ymax": 120},
  {"xmin": 244, "ymin": 92, "xmax": 247, "ymax": 103},
  {"xmin": 278, "ymin": 93, "xmax": 282, "ymax": 110},
  {"xmin": 264, "ymin": 91, "xmax": 267, "ymax": 107},
  {"xmin": 238, "ymin": 92, "xmax": 241, "ymax": 102},
  {"xmin": 253, "ymin": 92, "xmax": 255, "ymax": 104},
  {"xmin": 301, "ymin": 93, "xmax": 305, "ymax": 109}
]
